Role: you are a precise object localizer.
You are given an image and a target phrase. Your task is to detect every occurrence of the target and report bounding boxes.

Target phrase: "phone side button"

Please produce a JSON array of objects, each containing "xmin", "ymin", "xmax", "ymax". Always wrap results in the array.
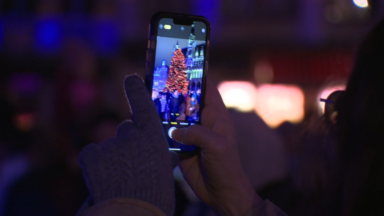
[{"xmin": 146, "ymin": 49, "xmax": 152, "ymax": 62}]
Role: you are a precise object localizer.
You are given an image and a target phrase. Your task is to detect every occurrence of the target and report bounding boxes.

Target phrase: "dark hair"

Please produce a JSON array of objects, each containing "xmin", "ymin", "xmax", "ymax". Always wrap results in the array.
[{"xmin": 334, "ymin": 18, "xmax": 384, "ymax": 216}]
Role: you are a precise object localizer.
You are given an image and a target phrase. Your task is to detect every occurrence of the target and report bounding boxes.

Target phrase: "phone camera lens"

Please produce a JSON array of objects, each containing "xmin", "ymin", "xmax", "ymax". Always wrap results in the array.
[
  {"xmin": 202, "ymin": 28, "xmax": 206, "ymax": 33},
  {"xmin": 159, "ymin": 24, "xmax": 163, "ymax": 29},
  {"xmin": 181, "ymin": 26, "xmax": 184, "ymax": 31}
]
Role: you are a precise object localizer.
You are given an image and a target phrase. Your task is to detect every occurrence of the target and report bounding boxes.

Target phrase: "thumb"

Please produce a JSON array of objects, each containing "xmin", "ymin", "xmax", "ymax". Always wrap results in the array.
[{"xmin": 172, "ymin": 125, "xmax": 222, "ymax": 150}]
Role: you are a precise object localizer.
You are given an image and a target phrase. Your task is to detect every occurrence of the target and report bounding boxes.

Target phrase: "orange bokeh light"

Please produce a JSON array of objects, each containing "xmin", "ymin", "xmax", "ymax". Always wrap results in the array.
[
  {"xmin": 15, "ymin": 113, "xmax": 35, "ymax": 132},
  {"xmin": 255, "ymin": 84, "xmax": 304, "ymax": 128}
]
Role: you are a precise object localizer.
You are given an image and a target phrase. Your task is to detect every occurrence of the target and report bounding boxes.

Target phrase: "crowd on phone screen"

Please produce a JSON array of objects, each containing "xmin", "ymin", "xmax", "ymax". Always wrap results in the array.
[{"xmin": 152, "ymin": 87, "xmax": 201, "ymax": 123}]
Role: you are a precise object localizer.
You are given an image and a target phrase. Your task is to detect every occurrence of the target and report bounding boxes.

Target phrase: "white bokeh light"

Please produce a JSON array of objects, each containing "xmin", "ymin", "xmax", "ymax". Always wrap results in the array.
[
  {"xmin": 218, "ymin": 81, "xmax": 257, "ymax": 112},
  {"xmin": 353, "ymin": 0, "xmax": 369, "ymax": 8}
]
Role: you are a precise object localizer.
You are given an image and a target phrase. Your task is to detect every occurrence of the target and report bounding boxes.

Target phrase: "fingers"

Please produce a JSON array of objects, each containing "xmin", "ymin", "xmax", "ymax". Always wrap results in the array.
[
  {"xmin": 171, "ymin": 79, "xmax": 231, "ymax": 149},
  {"xmin": 124, "ymin": 75, "xmax": 159, "ymax": 128},
  {"xmin": 79, "ymin": 144, "xmax": 104, "ymax": 171},
  {"xmin": 201, "ymin": 78, "xmax": 234, "ymax": 136},
  {"xmin": 204, "ymin": 78, "xmax": 227, "ymax": 110},
  {"xmin": 78, "ymin": 144, "xmax": 106, "ymax": 202},
  {"xmin": 172, "ymin": 125, "xmax": 222, "ymax": 150},
  {"xmin": 116, "ymin": 120, "xmax": 136, "ymax": 139}
]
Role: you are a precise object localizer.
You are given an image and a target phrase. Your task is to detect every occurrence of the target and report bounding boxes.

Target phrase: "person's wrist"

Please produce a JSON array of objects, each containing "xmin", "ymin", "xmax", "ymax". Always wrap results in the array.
[
  {"xmin": 211, "ymin": 180, "xmax": 262, "ymax": 216},
  {"xmin": 211, "ymin": 193, "xmax": 261, "ymax": 216}
]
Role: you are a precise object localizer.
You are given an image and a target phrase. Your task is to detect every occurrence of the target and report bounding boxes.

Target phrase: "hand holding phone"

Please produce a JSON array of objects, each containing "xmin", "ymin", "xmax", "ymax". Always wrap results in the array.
[
  {"xmin": 172, "ymin": 79, "xmax": 262, "ymax": 215},
  {"xmin": 78, "ymin": 75, "xmax": 179, "ymax": 216},
  {"xmin": 146, "ymin": 12, "xmax": 264, "ymax": 215}
]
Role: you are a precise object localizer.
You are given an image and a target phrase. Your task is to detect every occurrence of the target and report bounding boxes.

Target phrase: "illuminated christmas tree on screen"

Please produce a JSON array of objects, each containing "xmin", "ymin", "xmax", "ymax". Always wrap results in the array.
[{"xmin": 166, "ymin": 48, "xmax": 189, "ymax": 92}]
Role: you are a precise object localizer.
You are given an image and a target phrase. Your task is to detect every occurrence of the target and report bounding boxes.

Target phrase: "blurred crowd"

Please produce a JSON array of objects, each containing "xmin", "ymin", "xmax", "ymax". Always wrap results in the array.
[
  {"xmin": 0, "ymin": 36, "xmax": 376, "ymax": 216},
  {"xmin": 0, "ymin": 35, "xmax": 358, "ymax": 216},
  {"xmin": 0, "ymin": 36, "xmax": 328, "ymax": 216},
  {"xmin": 0, "ymin": 39, "xmax": 132, "ymax": 216}
]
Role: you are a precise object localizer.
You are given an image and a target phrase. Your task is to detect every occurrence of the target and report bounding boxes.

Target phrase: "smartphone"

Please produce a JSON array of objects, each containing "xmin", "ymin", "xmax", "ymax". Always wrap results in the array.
[{"xmin": 145, "ymin": 12, "xmax": 210, "ymax": 152}]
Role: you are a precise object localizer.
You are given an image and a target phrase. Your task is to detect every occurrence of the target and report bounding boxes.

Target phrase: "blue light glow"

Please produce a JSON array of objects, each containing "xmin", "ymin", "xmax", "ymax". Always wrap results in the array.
[
  {"xmin": 36, "ymin": 17, "xmax": 62, "ymax": 52},
  {"xmin": 92, "ymin": 19, "xmax": 119, "ymax": 55},
  {"xmin": 0, "ymin": 20, "xmax": 3, "ymax": 49},
  {"xmin": 193, "ymin": 0, "xmax": 220, "ymax": 26}
]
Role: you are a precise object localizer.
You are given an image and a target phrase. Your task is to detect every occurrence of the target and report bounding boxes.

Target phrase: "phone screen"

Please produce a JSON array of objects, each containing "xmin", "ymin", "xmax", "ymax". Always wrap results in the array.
[{"xmin": 151, "ymin": 18, "xmax": 208, "ymax": 152}]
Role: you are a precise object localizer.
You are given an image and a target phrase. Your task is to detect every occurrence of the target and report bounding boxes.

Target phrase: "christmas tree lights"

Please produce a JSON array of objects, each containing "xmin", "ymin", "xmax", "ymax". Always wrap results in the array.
[{"xmin": 166, "ymin": 48, "xmax": 189, "ymax": 92}]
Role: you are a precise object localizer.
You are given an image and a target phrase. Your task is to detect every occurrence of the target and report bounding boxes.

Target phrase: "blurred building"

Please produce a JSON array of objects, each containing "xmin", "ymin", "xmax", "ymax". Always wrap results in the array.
[{"xmin": 181, "ymin": 25, "xmax": 204, "ymax": 91}]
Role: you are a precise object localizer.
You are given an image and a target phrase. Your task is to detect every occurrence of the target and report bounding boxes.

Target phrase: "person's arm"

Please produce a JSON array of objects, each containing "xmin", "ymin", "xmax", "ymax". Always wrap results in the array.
[
  {"xmin": 77, "ymin": 198, "xmax": 166, "ymax": 216},
  {"xmin": 249, "ymin": 199, "xmax": 288, "ymax": 216},
  {"xmin": 172, "ymin": 79, "xmax": 287, "ymax": 216},
  {"xmin": 77, "ymin": 75, "xmax": 178, "ymax": 216}
]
